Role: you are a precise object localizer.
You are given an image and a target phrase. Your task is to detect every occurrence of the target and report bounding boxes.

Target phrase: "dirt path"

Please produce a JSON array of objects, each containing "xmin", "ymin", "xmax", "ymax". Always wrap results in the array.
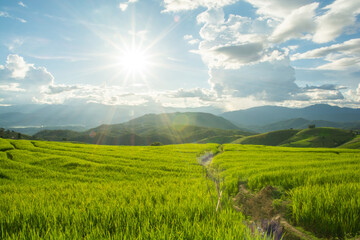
[{"xmin": 199, "ymin": 146, "xmax": 317, "ymax": 240}]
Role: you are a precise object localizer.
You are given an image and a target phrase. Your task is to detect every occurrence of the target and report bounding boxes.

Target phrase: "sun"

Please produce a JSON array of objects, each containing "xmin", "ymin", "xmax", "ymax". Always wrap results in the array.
[{"xmin": 119, "ymin": 48, "xmax": 149, "ymax": 74}]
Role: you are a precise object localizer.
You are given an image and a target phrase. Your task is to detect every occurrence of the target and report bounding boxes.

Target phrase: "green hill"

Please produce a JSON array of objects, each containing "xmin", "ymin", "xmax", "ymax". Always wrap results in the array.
[
  {"xmin": 123, "ymin": 112, "xmax": 240, "ymax": 130},
  {"xmin": 337, "ymin": 135, "xmax": 360, "ymax": 149},
  {"xmin": 233, "ymin": 127, "xmax": 357, "ymax": 148},
  {"xmin": 232, "ymin": 129, "xmax": 300, "ymax": 146},
  {"xmin": 34, "ymin": 112, "xmax": 253, "ymax": 145},
  {"xmin": 254, "ymin": 118, "xmax": 360, "ymax": 133},
  {"xmin": 281, "ymin": 128, "xmax": 355, "ymax": 148},
  {"xmin": 0, "ymin": 128, "xmax": 32, "ymax": 140}
]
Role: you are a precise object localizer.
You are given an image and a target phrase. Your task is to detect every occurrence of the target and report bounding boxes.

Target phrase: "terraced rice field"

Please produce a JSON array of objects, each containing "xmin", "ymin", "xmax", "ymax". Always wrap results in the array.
[
  {"xmin": 0, "ymin": 138, "xmax": 262, "ymax": 239},
  {"xmin": 212, "ymin": 144, "xmax": 360, "ymax": 238}
]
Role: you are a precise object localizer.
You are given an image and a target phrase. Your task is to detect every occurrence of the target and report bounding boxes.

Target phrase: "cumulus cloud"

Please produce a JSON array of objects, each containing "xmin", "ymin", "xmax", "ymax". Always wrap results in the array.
[
  {"xmin": 270, "ymin": 3, "xmax": 318, "ymax": 43},
  {"xmin": 162, "ymin": 0, "xmax": 238, "ymax": 12},
  {"xmin": 209, "ymin": 57, "xmax": 299, "ymax": 101},
  {"xmin": 313, "ymin": 0, "xmax": 360, "ymax": 43},
  {"xmin": 0, "ymin": 55, "xmax": 169, "ymax": 106},
  {"xmin": 5, "ymin": 54, "xmax": 31, "ymax": 78},
  {"xmin": 0, "ymin": 55, "xmax": 54, "ymax": 104}
]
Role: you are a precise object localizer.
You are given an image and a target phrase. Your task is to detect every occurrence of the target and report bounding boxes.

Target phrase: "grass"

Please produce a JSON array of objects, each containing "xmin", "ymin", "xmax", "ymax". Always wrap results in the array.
[
  {"xmin": 0, "ymin": 138, "xmax": 263, "ymax": 239},
  {"xmin": 211, "ymin": 144, "xmax": 360, "ymax": 238}
]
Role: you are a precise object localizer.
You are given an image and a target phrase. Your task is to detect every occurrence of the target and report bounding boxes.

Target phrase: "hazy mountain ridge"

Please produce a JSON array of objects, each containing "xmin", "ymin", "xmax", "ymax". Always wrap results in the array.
[
  {"xmin": 222, "ymin": 104, "xmax": 360, "ymax": 127},
  {"xmin": 34, "ymin": 112, "xmax": 252, "ymax": 145},
  {"xmin": 0, "ymin": 103, "xmax": 222, "ymax": 131}
]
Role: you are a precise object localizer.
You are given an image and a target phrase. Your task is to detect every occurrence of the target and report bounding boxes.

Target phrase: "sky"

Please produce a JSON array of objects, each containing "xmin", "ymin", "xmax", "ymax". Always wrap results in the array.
[{"xmin": 0, "ymin": 0, "xmax": 359, "ymax": 111}]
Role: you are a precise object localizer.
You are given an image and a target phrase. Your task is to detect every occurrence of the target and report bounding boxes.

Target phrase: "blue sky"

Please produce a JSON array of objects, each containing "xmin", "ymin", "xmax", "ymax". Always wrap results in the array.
[{"xmin": 0, "ymin": 0, "xmax": 359, "ymax": 110}]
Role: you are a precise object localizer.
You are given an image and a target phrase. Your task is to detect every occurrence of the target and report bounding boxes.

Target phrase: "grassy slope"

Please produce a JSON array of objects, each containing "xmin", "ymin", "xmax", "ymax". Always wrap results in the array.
[
  {"xmin": 338, "ymin": 135, "xmax": 360, "ymax": 149},
  {"xmin": 281, "ymin": 128, "xmax": 355, "ymax": 148},
  {"xmin": 232, "ymin": 129, "xmax": 300, "ymax": 146},
  {"xmin": 232, "ymin": 127, "xmax": 357, "ymax": 148}
]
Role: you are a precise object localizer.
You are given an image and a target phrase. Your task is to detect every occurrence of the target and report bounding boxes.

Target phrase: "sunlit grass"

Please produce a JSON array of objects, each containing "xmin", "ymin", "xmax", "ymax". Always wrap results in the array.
[{"xmin": 0, "ymin": 139, "xmax": 262, "ymax": 239}]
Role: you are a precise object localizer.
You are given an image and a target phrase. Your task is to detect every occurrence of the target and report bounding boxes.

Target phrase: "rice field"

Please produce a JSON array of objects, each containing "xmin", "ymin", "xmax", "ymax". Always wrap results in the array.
[
  {"xmin": 212, "ymin": 144, "xmax": 360, "ymax": 238},
  {"xmin": 0, "ymin": 138, "xmax": 262, "ymax": 239}
]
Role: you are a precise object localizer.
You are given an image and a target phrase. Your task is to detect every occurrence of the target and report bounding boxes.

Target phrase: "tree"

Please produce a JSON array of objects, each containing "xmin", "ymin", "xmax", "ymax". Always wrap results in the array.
[{"xmin": 308, "ymin": 124, "xmax": 316, "ymax": 129}]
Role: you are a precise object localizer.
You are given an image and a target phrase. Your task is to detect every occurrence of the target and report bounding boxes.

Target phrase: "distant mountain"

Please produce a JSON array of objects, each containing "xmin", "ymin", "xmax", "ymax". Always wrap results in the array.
[
  {"xmin": 34, "ymin": 112, "xmax": 253, "ymax": 145},
  {"xmin": 221, "ymin": 104, "xmax": 360, "ymax": 126},
  {"xmin": 233, "ymin": 127, "xmax": 357, "ymax": 148},
  {"xmin": 122, "ymin": 112, "xmax": 240, "ymax": 130},
  {"xmin": 254, "ymin": 118, "xmax": 360, "ymax": 133},
  {"xmin": 0, "ymin": 103, "xmax": 223, "ymax": 130}
]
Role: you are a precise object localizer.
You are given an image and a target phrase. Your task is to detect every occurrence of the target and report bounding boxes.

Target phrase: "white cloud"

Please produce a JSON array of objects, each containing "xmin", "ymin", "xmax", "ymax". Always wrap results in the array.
[
  {"xmin": 0, "ymin": 83, "xmax": 25, "ymax": 92},
  {"xmin": 184, "ymin": 35, "xmax": 193, "ymax": 40},
  {"xmin": 6, "ymin": 38, "xmax": 24, "ymax": 52},
  {"xmin": 270, "ymin": 3, "xmax": 318, "ymax": 43},
  {"xmin": 0, "ymin": 11, "xmax": 26, "ymax": 23},
  {"xmin": 295, "ymin": 89, "xmax": 345, "ymax": 101},
  {"xmin": 313, "ymin": 0, "xmax": 360, "ymax": 43},
  {"xmin": 119, "ymin": 3, "xmax": 128, "ymax": 11},
  {"xmin": 119, "ymin": 0, "xmax": 138, "ymax": 11},
  {"xmin": 183, "ymin": 34, "xmax": 200, "ymax": 45},
  {"xmin": 244, "ymin": 0, "xmax": 312, "ymax": 19},
  {"xmin": 17, "ymin": 18, "xmax": 27, "ymax": 23},
  {"xmin": 209, "ymin": 57, "xmax": 299, "ymax": 101},
  {"xmin": 171, "ymin": 88, "xmax": 216, "ymax": 101},
  {"xmin": 293, "ymin": 38, "xmax": 360, "ymax": 70},
  {"xmin": 293, "ymin": 38, "xmax": 360, "ymax": 60},
  {"xmin": 317, "ymin": 57, "xmax": 360, "ymax": 71},
  {"xmin": 47, "ymin": 85, "xmax": 79, "ymax": 94},
  {"xmin": 0, "ymin": 55, "xmax": 54, "ymax": 104},
  {"xmin": 0, "ymin": 11, "xmax": 10, "ymax": 18},
  {"xmin": 161, "ymin": 0, "xmax": 238, "ymax": 12},
  {"xmin": 18, "ymin": 2, "xmax": 27, "ymax": 8},
  {"xmin": 5, "ymin": 54, "xmax": 32, "ymax": 79}
]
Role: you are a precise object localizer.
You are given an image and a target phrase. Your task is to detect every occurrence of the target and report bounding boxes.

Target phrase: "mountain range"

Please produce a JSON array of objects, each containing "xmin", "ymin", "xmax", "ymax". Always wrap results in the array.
[
  {"xmin": 1, "ymin": 103, "xmax": 360, "ymax": 136},
  {"xmin": 221, "ymin": 104, "xmax": 360, "ymax": 127},
  {"xmin": 34, "ymin": 112, "xmax": 252, "ymax": 145}
]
